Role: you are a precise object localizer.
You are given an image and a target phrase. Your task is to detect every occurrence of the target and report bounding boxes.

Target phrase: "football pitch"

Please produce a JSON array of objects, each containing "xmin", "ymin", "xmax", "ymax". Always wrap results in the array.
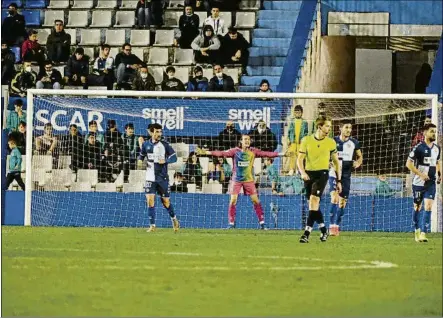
[{"xmin": 2, "ymin": 227, "xmax": 442, "ymax": 317}]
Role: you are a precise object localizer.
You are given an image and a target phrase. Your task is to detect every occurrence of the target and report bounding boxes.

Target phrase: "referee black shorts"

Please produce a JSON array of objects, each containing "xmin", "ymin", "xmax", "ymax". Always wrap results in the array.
[{"xmin": 304, "ymin": 170, "xmax": 329, "ymax": 200}]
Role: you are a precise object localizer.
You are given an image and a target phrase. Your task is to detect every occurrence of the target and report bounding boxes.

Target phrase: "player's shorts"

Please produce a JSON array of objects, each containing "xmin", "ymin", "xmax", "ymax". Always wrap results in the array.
[
  {"xmin": 328, "ymin": 176, "xmax": 351, "ymax": 199},
  {"xmin": 304, "ymin": 170, "xmax": 329, "ymax": 200},
  {"xmin": 412, "ymin": 183, "xmax": 436, "ymax": 205},
  {"xmin": 230, "ymin": 181, "xmax": 257, "ymax": 195},
  {"xmin": 144, "ymin": 179, "xmax": 170, "ymax": 198}
]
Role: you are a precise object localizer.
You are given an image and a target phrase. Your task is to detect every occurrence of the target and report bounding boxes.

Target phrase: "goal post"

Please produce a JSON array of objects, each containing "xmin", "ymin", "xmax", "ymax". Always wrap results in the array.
[{"xmin": 24, "ymin": 89, "xmax": 441, "ymax": 232}]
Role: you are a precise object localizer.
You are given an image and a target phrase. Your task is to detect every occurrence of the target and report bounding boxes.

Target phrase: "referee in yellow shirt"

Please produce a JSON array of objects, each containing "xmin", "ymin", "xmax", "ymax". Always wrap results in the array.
[{"xmin": 297, "ymin": 115, "xmax": 342, "ymax": 243}]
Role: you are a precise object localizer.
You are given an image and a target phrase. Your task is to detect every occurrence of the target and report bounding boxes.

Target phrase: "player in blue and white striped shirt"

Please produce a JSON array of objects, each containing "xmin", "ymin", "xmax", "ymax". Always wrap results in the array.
[
  {"xmin": 406, "ymin": 123, "xmax": 441, "ymax": 242},
  {"xmin": 138, "ymin": 123, "xmax": 179, "ymax": 232}
]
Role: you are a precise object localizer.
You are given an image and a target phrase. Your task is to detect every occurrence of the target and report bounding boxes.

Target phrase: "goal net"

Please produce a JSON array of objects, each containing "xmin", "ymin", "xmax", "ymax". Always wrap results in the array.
[{"xmin": 22, "ymin": 90, "xmax": 441, "ymax": 232}]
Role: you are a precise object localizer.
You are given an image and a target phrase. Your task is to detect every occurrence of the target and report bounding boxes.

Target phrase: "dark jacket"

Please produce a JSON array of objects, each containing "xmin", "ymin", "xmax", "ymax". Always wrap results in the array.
[
  {"xmin": 248, "ymin": 125, "xmax": 277, "ymax": 152},
  {"xmin": 218, "ymin": 128, "xmax": 241, "ymax": 150},
  {"xmin": 104, "ymin": 130, "xmax": 123, "ymax": 151},
  {"xmin": 82, "ymin": 141, "xmax": 102, "ymax": 169},
  {"xmin": 187, "ymin": 77, "xmax": 208, "ymax": 92},
  {"xmin": 208, "ymin": 74, "xmax": 235, "ymax": 92},
  {"xmin": 1, "ymin": 13, "xmax": 26, "ymax": 45},
  {"xmin": 171, "ymin": 181, "xmax": 188, "ymax": 193},
  {"xmin": 21, "ymin": 39, "xmax": 43, "ymax": 59},
  {"xmin": 46, "ymin": 29, "xmax": 71, "ymax": 62},
  {"xmin": 115, "ymin": 52, "xmax": 143, "ymax": 67},
  {"xmin": 178, "ymin": 13, "xmax": 200, "ymax": 48},
  {"xmin": 161, "ymin": 77, "xmax": 186, "ymax": 91},
  {"xmin": 2, "ymin": 48, "xmax": 16, "ymax": 65},
  {"xmin": 66, "ymin": 54, "xmax": 89, "ymax": 77},
  {"xmin": 10, "ymin": 69, "xmax": 37, "ymax": 95},
  {"xmin": 221, "ymin": 32, "xmax": 250, "ymax": 58},
  {"xmin": 132, "ymin": 73, "xmax": 156, "ymax": 91},
  {"xmin": 37, "ymin": 68, "xmax": 62, "ymax": 84}
]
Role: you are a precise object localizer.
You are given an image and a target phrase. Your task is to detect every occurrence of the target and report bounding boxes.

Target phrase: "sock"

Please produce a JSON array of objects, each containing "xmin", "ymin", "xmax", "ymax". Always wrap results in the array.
[
  {"xmin": 422, "ymin": 210, "xmax": 431, "ymax": 233},
  {"xmin": 253, "ymin": 203, "xmax": 265, "ymax": 223},
  {"xmin": 328, "ymin": 203, "xmax": 338, "ymax": 225},
  {"xmin": 228, "ymin": 204, "xmax": 237, "ymax": 224},
  {"xmin": 317, "ymin": 210, "xmax": 327, "ymax": 234},
  {"xmin": 413, "ymin": 210, "xmax": 421, "ymax": 230},
  {"xmin": 148, "ymin": 206, "xmax": 156, "ymax": 226},
  {"xmin": 164, "ymin": 203, "xmax": 175, "ymax": 218},
  {"xmin": 336, "ymin": 207, "xmax": 345, "ymax": 226},
  {"xmin": 304, "ymin": 210, "xmax": 316, "ymax": 237}
]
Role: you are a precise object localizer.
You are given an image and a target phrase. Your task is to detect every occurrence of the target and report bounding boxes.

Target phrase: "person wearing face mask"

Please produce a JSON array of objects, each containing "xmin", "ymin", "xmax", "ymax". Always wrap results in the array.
[
  {"xmin": 10, "ymin": 61, "xmax": 37, "ymax": 97},
  {"xmin": 208, "ymin": 64, "xmax": 235, "ymax": 92},
  {"xmin": 21, "ymin": 30, "xmax": 46, "ymax": 67},
  {"xmin": 161, "ymin": 66, "xmax": 186, "ymax": 91},
  {"xmin": 1, "ymin": 3, "xmax": 26, "ymax": 46},
  {"xmin": 36, "ymin": 61, "xmax": 62, "ymax": 90},
  {"xmin": 131, "ymin": 65, "xmax": 156, "ymax": 91},
  {"xmin": 217, "ymin": 121, "xmax": 241, "ymax": 150},
  {"xmin": 191, "ymin": 24, "xmax": 221, "ymax": 65},
  {"xmin": 187, "ymin": 66, "xmax": 208, "ymax": 92},
  {"xmin": 248, "ymin": 120, "xmax": 277, "ymax": 152},
  {"xmin": 88, "ymin": 44, "xmax": 115, "ymax": 90},
  {"xmin": 2, "ymin": 42, "xmax": 16, "ymax": 84},
  {"xmin": 175, "ymin": 6, "xmax": 200, "ymax": 49}
]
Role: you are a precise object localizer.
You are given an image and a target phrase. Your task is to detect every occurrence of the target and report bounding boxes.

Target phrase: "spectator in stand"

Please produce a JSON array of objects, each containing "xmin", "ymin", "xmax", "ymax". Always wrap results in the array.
[
  {"xmin": 259, "ymin": 79, "xmax": 272, "ymax": 93},
  {"xmin": 122, "ymin": 123, "xmax": 138, "ymax": 183},
  {"xmin": 183, "ymin": 151, "xmax": 203, "ymax": 188},
  {"xmin": 8, "ymin": 121, "xmax": 26, "ymax": 155},
  {"xmin": 102, "ymin": 120, "xmax": 123, "ymax": 183},
  {"xmin": 218, "ymin": 120, "xmax": 241, "ymax": 150},
  {"xmin": 191, "ymin": 25, "xmax": 220, "ymax": 65},
  {"xmin": 104, "ymin": 119, "xmax": 123, "ymax": 151},
  {"xmin": 46, "ymin": 20, "xmax": 71, "ymax": 64},
  {"xmin": 412, "ymin": 116, "xmax": 432, "ymax": 147},
  {"xmin": 36, "ymin": 61, "xmax": 62, "ymax": 90},
  {"xmin": 175, "ymin": 5, "xmax": 200, "ymax": 49},
  {"xmin": 6, "ymin": 135, "xmax": 25, "ymax": 190},
  {"xmin": 221, "ymin": 27, "xmax": 250, "ymax": 71},
  {"xmin": 203, "ymin": 6, "xmax": 228, "ymax": 37},
  {"xmin": 208, "ymin": 64, "xmax": 235, "ymax": 92},
  {"xmin": 81, "ymin": 132, "xmax": 102, "ymax": 170},
  {"xmin": 115, "ymin": 43, "xmax": 143, "ymax": 89},
  {"xmin": 85, "ymin": 120, "xmax": 105, "ymax": 149},
  {"xmin": 10, "ymin": 61, "xmax": 37, "ymax": 97},
  {"xmin": 2, "ymin": 42, "xmax": 16, "ymax": 84},
  {"xmin": 208, "ymin": 156, "xmax": 232, "ymax": 193},
  {"xmin": 60, "ymin": 124, "xmax": 84, "ymax": 172},
  {"xmin": 1, "ymin": 3, "xmax": 26, "ymax": 46},
  {"xmin": 132, "ymin": 65, "xmax": 156, "ymax": 91},
  {"xmin": 187, "ymin": 65, "xmax": 208, "ymax": 92},
  {"xmin": 88, "ymin": 44, "xmax": 115, "ymax": 90},
  {"xmin": 35, "ymin": 123, "xmax": 57, "ymax": 155},
  {"xmin": 263, "ymin": 158, "xmax": 283, "ymax": 196},
  {"xmin": 135, "ymin": 0, "xmax": 165, "ymax": 28},
  {"xmin": 6, "ymin": 99, "xmax": 26, "ymax": 133},
  {"xmin": 21, "ymin": 30, "xmax": 45, "ymax": 67},
  {"xmin": 248, "ymin": 119, "xmax": 277, "ymax": 152},
  {"xmin": 203, "ymin": 0, "xmax": 240, "ymax": 12},
  {"xmin": 374, "ymin": 174, "xmax": 397, "ymax": 197},
  {"xmin": 287, "ymin": 104, "xmax": 308, "ymax": 175},
  {"xmin": 184, "ymin": 0, "xmax": 204, "ymax": 11},
  {"xmin": 161, "ymin": 66, "xmax": 186, "ymax": 91},
  {"xmin": 65, "ymin": 48, "xmax": 89, "ymax": 89},
  {"xmin": 171, "ymin": 172, "xmax": 188, "ymax": 193}
]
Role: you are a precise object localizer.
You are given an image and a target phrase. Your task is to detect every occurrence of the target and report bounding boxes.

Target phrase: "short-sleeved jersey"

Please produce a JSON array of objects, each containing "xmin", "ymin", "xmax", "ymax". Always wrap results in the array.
[
  {"xmin": 299, "ymin": 134, "xmax": 337, "ymax": 171},
  {"xmin": 329, "ymin": 136, "xmax": 360, "ymax": 178},
  {"xmin": 210, "ymin": 147, "xmax": 279, "ymax": 182},
  {"xmin": 138, "ymin": 139, "xmax": 177, "ymax": 182},
  {"xmin": 408, "ymin": 142, "xmax": 441, "ymax": 187}
]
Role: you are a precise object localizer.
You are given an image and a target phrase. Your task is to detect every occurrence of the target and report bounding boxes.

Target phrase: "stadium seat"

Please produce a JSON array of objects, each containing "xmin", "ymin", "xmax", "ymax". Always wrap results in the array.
[
  {"xmin": 51, "ymin": 169, "xmax": 73, "ymax": 188},
  {"xmin": 219, "ymin": 12, "xmax": 232, "ymax": 28},
  {"xmin": 82, "ymin": 47, "xmax": 95, "ymax": 60},
  {"xmin": 96, "ymin": 0, "xmax": 117, "ymax": 9},
  {"xmin": 148, "ymin": 66, "xmax": 164, "ymax": 84},
  {"xmin": 22, "ymin": 10, "xmax": 41, "ymax": 26},
  {"xmin": 47, "ymin": 0, "xmax": 69, "ymax": 9},
  {"xmin": 57, "ymin": 155, "xmax": 71, "ymax": 169},
  {"xmin": 200, "ymin": 157, "xmax": 209, "ymax": 174},
  {"xmin": 130, "ymin": 30, "xmax": 150, "ymax": 46},
  {"xmin": 95, "ymin": 183, "xmax": 117, "ymax": 192},
  {"xmin": 168, "ymin": 0, "xmax": 182, "ymax": 8},
  {"xmin": 239, "ymin": 29, "xmax": 250, "ymax": 43},
  {"xmin": 90, "ymin": 10, "xmax": 112, "ymax": 28},
  {"xmin": 120, "ymin": 0, "xmax": 138, "ymax": 9},
  {"xmin": 195, "ymin": 11, "xmax": 206, "ymax": 27},
  {"xmin": 11, "ymin": 46, "xmax": 21, "ymax": 63},
  {"xmin": 31, "ymin": 65, "xmax": 40, "ymax": 74},
  {"xmin": 32, "ymin": 155, "xmax": 52, "ymax": 172},
  {"xmin": 202, "ymin": 183, "xmax": 222, "ymax": 194},
  {"xmin": 105, "ymin": 29, "xmax": 126, "ymax": 47},
  {"xmin": 253, "ymin": 158, "xmax": 262, "ymax": 175},
  {"xmin": 174, "ymin": 67, "xmax": 190, "ymax": 84},
  {"xmin": 53, "ymin": 65, "xmax": 66, "ymax": 76},
  {"xmin": 64, "ymin": 28, "xmax": 77, "ymax": 44},
  {"xmin": 224, "ymin": 68, "xmax": 240, "ymax": 85},
  {"xmin": 131, "ymin": 47, "xmax": 145, "ymax": 61},
  {"xmin": 235, "ymin": 12, "xmax": 255, "ymax": 28},
  {"xmin": 70, "ymin": 182, "xmax": 92, "ymax": 192},
  {"xmin": 168, "ymin": 170, "xmax": 176, "ymax": 185},
  {"xmin": 37, "ymin": 28, "xmax": 51, "ymax": 45},
  {"xmin": 25, "ymin": 0, "xmax": 46, "ymax": 8},
  {"xmin": 147, "ymin": 47, "xmax": 168, "ymax": 65},
  {"xmin": 187, "ymin": 183, "xmax": 196, "ymax": 193},
  {"xmin": 77, "ymin": 169, "xmax": 98, "ymax": 186},
  {"xmin": 128, "ymin": 170, "xmax": 145, "ymax": 184},
  {"xmin": 164, "ymin": 11, "xmax": 180, "ymax": 27},
  {"xmin": 114, "ymin": 11, "xmax": 134, "ymax": 27},
  {"xmin": 42, "ymin": 10, "xmax": 64, "ymax": 27},
  {"xmin": 32, "ymin": 168, "xmax": 49, "ymax": 188},
  {"xmin": 172, "ymin": 143, "xmax": 189, "ymax": 158},
  {"xmin": 67, "ymin": 10, "xmax": 89, "ymax": 27},
  {"xmin": 153, "ymin": 29, "xmax": 174, "ymax": 46},
  {"xmin": 173, "ymin": 48, "xmax": 194, "ymax": 65},
  {"xmin": 239, "ymin": 0, "xmax": 260, "ymax": 10},
  {"xmin": 122, "ymin": 183, "xmax": 144, "ymax": 193},
  {"xmin": 202, "ymin": 67, "xmax": 213, "ymax": 80},
  {"xmin": 2, "ymin": 0, "xmax": 22, "ymax": 8},
  {"xmin": 79, "ymin": 29, "xmax": 101, "ymax": 46},
  {"xmin": 72, "ymin": 0, "xmax": 94, "ymax": 9}
]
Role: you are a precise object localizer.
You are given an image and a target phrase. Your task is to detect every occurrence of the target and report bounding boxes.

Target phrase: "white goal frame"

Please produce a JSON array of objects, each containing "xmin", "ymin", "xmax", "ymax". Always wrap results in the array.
[{"xmin": 25, "ymin": 90, "xmax": 441, "ymax": 231}]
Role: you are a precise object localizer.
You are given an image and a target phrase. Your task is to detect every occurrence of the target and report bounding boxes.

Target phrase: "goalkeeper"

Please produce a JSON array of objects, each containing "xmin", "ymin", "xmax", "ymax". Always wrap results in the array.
[{"xmin": 197, "ymin": 134, "xmax": 290, "ymax": 229}]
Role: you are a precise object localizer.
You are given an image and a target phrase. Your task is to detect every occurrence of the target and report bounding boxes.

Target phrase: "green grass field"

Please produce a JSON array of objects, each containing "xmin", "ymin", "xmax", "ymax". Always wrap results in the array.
[{"xmin": 2, "ymin": 227, "xmax": 442, "ymax": 317}]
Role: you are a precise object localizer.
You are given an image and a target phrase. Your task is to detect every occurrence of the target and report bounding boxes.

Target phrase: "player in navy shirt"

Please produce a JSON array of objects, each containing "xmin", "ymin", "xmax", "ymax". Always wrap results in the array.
[
  {"xmin": 138, "ymin": 123, "xmax": 179, "ymax": 232},
  {"xmin": 327, "ymin": 121, "xmax": 363, "ymax": 236},
  {"xmin": 406, "ymin": 123, "xmax": 441, "ymax": 242}
]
